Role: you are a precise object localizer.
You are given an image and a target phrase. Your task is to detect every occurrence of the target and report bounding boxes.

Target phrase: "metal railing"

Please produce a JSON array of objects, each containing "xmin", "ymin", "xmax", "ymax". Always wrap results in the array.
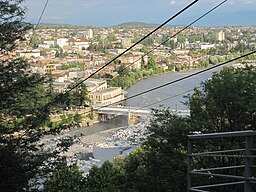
[{"xmin": 188, "ymin": 130, "xmax": 256, "ymax": 192}]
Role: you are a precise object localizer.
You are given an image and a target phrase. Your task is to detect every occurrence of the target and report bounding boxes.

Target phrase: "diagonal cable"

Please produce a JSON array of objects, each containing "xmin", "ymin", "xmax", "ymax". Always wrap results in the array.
[
  {"xmin": 87, "ymin": 0, "xmax": 227, "ymax": 95},
  {"xmin": 61, "ymin": 0, "xmax": 199, "ymax": 97},
  {"xmin": 29, "ymin": 0, "xmax": 50, "ymax": 45},
  {"xmin": 94, "ymin": 51, "xmax": 256, "ymax": 112}
]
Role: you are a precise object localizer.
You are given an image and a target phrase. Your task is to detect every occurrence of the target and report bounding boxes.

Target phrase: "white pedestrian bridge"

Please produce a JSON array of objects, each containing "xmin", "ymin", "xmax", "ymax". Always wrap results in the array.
[{"xmin": 93, "ymin": 106, "xmax": 190, "ymax": 117}]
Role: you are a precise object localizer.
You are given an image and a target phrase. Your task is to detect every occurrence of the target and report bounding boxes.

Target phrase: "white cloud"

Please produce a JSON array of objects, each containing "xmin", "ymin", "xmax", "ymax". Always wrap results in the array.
[
  {"xmin": 228, "ymin": 0, "xmax": 255, "ymax": 5},
  {"xmin": 170, "ymin": 0, "xmax": 176, "ymax": 5},
  {"xmin": 245, "ymin": 0, "xmax": 253, "ymax": 4}
]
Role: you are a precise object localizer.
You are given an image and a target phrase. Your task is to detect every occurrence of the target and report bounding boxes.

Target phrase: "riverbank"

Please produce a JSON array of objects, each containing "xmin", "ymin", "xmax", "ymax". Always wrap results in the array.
[
  {"xmin": 44, "ymin": 63, "xmax": 231, "ymax": 175},
  {"xmin": 41, "ymin": 114, "xmax": 149, "ymax": 173},
  {"xmin": 63, "ymin": 119, "xmax": 150, "ymax": 175},
  {"xmin": 126, "ymin": 63, "xmax": 235, "ymax": 109}
]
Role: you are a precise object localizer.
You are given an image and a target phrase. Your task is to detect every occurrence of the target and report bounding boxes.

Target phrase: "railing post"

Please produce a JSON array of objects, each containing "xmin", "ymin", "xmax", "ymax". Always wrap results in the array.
[
  {"xmin": 244, "ymin": 136, "xmax": 252, "ymax": 192},
  {"xmin": 188, "ymin": 138, "xmax": 192, "ymax": 192}
]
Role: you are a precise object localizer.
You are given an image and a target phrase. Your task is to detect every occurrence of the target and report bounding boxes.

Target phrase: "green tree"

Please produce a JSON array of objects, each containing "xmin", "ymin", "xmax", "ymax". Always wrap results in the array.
[
  {"xmin": 146, "ymin": 54, "xmax": 157, "ymax": 70},
  {"xmin": 73, "ymin": 113, "xmax": 83, "ymax": 124},
  {"xmin": 187, "ymin": 66, "xmax": 256, "ymax": 133},
  {"xmin": 185, "ymin": 66, "xmax": 256, "ymax": 192},
  {"xmin": 84, "ymin": 161, "xmax": 124, "ymax": 192},
  {"xmin": 117, "ymin": 64, "xmax": 130, "ymax": 76},
  {"xmin": 0, "ymin": 1, "xmax": 76, "ymax": 191},
  {"xmin": 0, "ymin": 0, "xmax": 31, "ymax": 52},
  {"xmin": 124, "ymin": 109, "xmax": 189, "ymax": 192},
  {"xmin": 44, "ymin": 163, "xmax": 85, "ymax": 192},
  {"xmin": 66, "ymin": 78, "xmax": 90, "ymax": 107}
]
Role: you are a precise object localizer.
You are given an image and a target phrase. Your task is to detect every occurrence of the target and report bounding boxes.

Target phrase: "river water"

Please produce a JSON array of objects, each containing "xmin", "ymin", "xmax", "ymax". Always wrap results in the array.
[
  {"xmin": 47, "ymin": 64, "xmax": 232, "ymax": 171},
  {"xmin": 126, "ymin": 64, "xmax": 232, "ymax": 110},
  {"xmin": 62, "ymin": 64, "xmax": 231, "ymax": 138}
]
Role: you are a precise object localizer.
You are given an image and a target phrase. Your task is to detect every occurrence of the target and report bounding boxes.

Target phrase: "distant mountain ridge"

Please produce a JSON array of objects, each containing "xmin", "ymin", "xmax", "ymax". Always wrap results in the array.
[
  {"xmin": 113, "ymin": 11, "xmax": 256, "ymax": 27},
  {"xmin": 38, "ymin": 10, "xmax": 256, "ymax": 28},
  {"xmin": 114, "ymin": 22, "xmax": 157, "ymax": 27}
]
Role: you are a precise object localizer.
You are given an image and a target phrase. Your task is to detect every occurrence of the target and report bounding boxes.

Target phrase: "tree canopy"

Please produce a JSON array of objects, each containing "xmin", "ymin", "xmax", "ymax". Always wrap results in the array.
[
  {"xmin": 0, "ymin": 0, "xmax": 31, "ymax": 52},
  {"xmin": 46, "ymin": 65, "xmax": 256, "ymax": 191},
  {"xmin": 187, "ymin": 66, "xmax": 256, "ymax": 133},
  {"xmin": 0, "ymin": 1, "xmax": 77, "ymax": 191}
]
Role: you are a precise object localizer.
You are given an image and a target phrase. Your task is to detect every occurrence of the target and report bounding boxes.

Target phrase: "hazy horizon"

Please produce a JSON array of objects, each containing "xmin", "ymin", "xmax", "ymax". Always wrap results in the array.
[{"xmin": 24, "ymin": 0, "xmax": 256, "ymax": 27}]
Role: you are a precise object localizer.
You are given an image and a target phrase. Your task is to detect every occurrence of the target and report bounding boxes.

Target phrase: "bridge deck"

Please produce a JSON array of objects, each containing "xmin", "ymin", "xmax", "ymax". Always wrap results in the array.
[{"xmin": 94, "ymin": 106, "xmax": 190, "ymax": 116}]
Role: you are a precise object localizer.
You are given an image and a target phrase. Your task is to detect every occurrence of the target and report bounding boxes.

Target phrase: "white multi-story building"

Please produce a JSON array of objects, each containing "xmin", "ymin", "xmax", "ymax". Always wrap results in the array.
[
  {"xmin": 88, "ymin": 87, "xmax": 124, "ymax": 106},
  {"xmin": 52, "ymin": 78, "xmax": 124, "ymax": 107},
  {"xmin": 56, "ymin": 38, "xmax": 69, "ymax": 48},
  {"xmin": 84, "ymin": 29, "xmax": 93, "ymax": 39},
  {"xmin": 68, "ymin": 39, "xmax": 90, "ymax": 50},
  {"xmin": 216, "ymin": 31, "xmax": 225, "ymax": 41},
  {"xmin": 16, "ymin": 49, "xmax": 41, "ymax": 58}
]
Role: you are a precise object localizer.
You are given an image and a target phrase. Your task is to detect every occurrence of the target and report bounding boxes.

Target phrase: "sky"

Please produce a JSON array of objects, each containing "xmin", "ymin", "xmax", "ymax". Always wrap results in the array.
[{"xmin": 23, "ymin": 0, "xmax": 256, "ymax": 27}]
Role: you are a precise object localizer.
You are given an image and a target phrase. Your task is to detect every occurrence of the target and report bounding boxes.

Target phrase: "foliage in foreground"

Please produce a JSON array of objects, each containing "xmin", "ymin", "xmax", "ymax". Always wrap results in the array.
[
  {"xmin": 45, "ymin": 65, "xmax": 256, "ymax": 192},
  {"xmin": 0, "ymin": 1, "xmax": 83, "ymax": 191}
]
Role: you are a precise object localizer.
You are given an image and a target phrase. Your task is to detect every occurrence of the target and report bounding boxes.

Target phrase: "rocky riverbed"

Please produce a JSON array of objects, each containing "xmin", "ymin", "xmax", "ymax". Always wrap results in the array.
[
  {"xmin": 40, "ymin": 115, "xmax": 150, "ymax": 177},
  {"xmin": 65, "ymin": 121, "xmax": 150, "ymax": 175}
]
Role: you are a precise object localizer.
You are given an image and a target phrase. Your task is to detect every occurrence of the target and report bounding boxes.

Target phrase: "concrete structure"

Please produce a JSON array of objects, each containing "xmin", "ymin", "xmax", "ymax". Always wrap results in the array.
[
  {"xmin": 121, "ymin": 38, "xmax": 132, "ymax": 48},
  {"xmin": 95, "ymin": 106, "xmax": 189, "ymax": 124},
  {"xmin": 85, "ymin": 29, "xmax": 93, "ymax": 39},
  {"xmin": 56, "ymin": 38, "xmax": 69, "ymax": 48},
  {"xmin": 95, "ymin": 106, "xmax": 189, "ymax": 116},
  {"xmin": 216, "ymin": 31, "xmax": 225, "ymax": 41},
  {"xmin": 89, "ymin": 87, "xmax": 124, "ymax": 106},
  {"xmin": 16, "ymin": 49, "xmax": 41, "ymax": 58}
]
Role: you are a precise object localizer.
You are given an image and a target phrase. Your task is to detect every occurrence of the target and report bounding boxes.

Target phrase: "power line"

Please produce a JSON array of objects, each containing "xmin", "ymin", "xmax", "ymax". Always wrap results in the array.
[
  {"xmin": 29, "ymin": 0, "xmax": 50, "ymax": 45},
  {"xmin": 61, "ymin": 0, "xmax": 199, "ymax": 97},
  {"xmin": 86, "ymin": 0, "xmax": 227, "ymax": 95},
  {"xmin": 138, "ymin": 87, "xmax": 200, "ymax": 109},
  {"xmin": 118, "ymin": 51, "xmax": 256, "ymax": 103},
  {"xmin": 25, "ymin": 0, "xmax": 200, "ymax": 132},
  {"xmin": 95, "ymin": 51, "xmax": 256, "ymax": 111},
  {"xmin": 124, "ymin": 0, "xmax": 227, "ymax": 69}
]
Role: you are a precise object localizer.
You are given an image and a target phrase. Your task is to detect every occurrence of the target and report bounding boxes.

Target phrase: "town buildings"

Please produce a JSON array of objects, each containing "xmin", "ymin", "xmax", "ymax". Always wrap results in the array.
[
  {"xmin": 52, "ymin": 79, "xmax": 125, "ymax": 107},
  {"xmin": 4, "ymin": 25, "xmax": 255, "ymax": 109}
]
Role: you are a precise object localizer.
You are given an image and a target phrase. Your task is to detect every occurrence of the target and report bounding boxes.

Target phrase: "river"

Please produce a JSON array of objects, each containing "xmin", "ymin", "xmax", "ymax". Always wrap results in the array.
[
  {"xmin": 126, "ymin": 64, "xmax": 232, "ymax": 110},
  {"xmin": 45, "ymin": 64, "xmax": 233, "ymax": 172}
]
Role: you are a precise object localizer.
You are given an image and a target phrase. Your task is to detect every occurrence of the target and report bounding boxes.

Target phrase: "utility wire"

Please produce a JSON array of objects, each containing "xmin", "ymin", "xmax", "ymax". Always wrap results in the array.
[
  {"xmin": 94, "ymin": 51, "xmax": 256, "ymax": 111},
  {"xmin": 137, "ymin": 87, "xmax": 200, "ymax": 110},
  {"xmin": 61, "ymin": 0, "xmax": 199, "ymax": 97},
  {"xmin": 123, "ymin": 0, "xmax": 227, "ymax": 70},
  {"xmin": 86, "ymin": 0, "xmax": 227, "ymax": 95},
  {"xmin": 29, "ymin": 0, "xmax": 200, "ymax": 129},
  {"xmin": 29, "ymin": 0, "xmax": 50, "ymax": 45}
]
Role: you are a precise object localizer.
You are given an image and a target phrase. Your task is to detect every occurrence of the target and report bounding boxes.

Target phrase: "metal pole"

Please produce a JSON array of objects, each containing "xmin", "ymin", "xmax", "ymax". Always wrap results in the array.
[
  {"xmin": 245, "ymin": 136, "xmax": 252, "ymax": 192},
  {"xmin": 188, "ymin": 138, "xmax": 192, "ymax": 192}
]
